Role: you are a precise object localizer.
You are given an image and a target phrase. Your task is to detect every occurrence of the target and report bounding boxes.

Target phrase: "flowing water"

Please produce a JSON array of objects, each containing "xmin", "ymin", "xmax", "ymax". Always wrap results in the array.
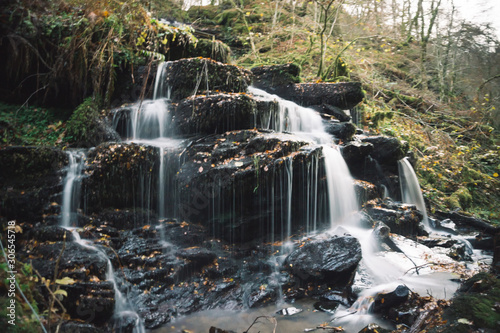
[
  {"xmin": 398, "ymin": 157, "xmax": 429, "ymax": 227},
  {"xmin": 64, "ymin": 62, "xmax": 490, "ymax": 331},
  {"xmin": 60, "ymin": 150, "xmax": 86, "ymax": 228}
]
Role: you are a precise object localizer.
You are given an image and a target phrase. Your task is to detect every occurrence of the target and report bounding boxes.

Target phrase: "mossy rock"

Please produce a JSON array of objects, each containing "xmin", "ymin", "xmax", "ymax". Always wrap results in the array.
[
  {"xmin": 251, "ymin": 63, "xmax": 302, "ymax": 90},
  {"xmin": 65, "ymin": 98, "xmax": 119, "ymax": 148},
  {"xmin": 446, "ymin": 273, "xmax": 500, "ymax": 329},
  {"xmin": 187, "ymin": 38, "xmax": 231, "ymax": 63},
  {"xmin": 445, "ymin": 187, "xmax": 472, "ymax": 210}
]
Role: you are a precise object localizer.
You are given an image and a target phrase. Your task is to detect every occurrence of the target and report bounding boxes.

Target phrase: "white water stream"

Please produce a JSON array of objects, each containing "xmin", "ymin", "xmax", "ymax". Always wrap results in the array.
[{"xmin": 60, "ymin": 151, "xmax": 145, "ymax": 332}]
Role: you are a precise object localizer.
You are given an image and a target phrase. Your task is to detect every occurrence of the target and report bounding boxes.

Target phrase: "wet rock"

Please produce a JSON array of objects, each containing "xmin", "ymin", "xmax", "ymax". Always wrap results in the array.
[
  {"xmin": 364, "ymin": 200, "xmax": 424, "ymax": 237},
  {"xmin": 358, "ymin": 324, "xmax": 391, "ymax": 333},
  {"xmin": 272, "ymin": 82, "xmax": 364, "ymax": 110},
  {"xmin": 31, "ymin": 241, "xmax": 109, "ymax": 281},
  {"xmin": 209, "ymin": 327, "xmax": 236, "ymax": 333},
  {"xmin": 285, "ymin": 236, "xmax": 361, "ymax": 287},
  {"xmin": 0, "ymin": 146, "xmax": 67, "ymax": 222},
  {"xmin": 251, "ymin": 63, "xmax": 301, "ymax": 90},
  {"xmin": 96, "ymin": 209, "xmax": 158, "ymax": 230},
  {"xmin": 173, "ymin": 93, "xmax": 257, "ymax": 135},
  {"xmin": 164, "ymin": 58, "xmax": 252, "ymax": 101},
  {"xmin": 313, "ymin": 104, "xmax": 351, "ymax": 122},
  {"xmin": 342, "ymin": 140, "xmax": 374, "ymax": 165},
  {"xmin": 58, "ymin": 321, "xmax": 104, "ymax": 333},
  {"xmin": 354, "ymin": 180, "xmax": 379, "ymax": 206},
  {"xmin": 26, "ymin": 225, "xmax": 74, "ymax": 242},
  {"xmin": 447, "ymin": 242, "xmax": 472, "ymax": 261},
  {"xmin": 177, "ymin": 129, "xmax": 327, "ymax": 243},
  {"xmin": 434, "ymin": 210, "xmax": 500, "ymax": 235},
  {"xmin": 373, "ymin": 285, "xmax": 411, "ymax": 314},
  {"xmin": 83, "ymin": 143, "xmax": 161, "ymax": 215},
  {"xmin": 323, "ymin": 121, "xmax": 357, "ymax": 141},
  {"xmin": 177, "ymin": 247, "xmax": 217, "ymax": 270},
  {"xmin": 361, "ymin": 135, "xmax": 409, "ymax": 167},
  {"xmin": 62, "ymin": 282, "xmax": 115, "ymax": 324}
]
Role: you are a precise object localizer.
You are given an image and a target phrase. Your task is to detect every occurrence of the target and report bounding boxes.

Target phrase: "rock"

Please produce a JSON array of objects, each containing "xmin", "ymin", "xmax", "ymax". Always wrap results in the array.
[
  {"xmin": 433, "ymin": 210, "xmax": 499, "ymax": 235},
  {"xmin": 364, "ymin": 200, "xmax": 425, "ymax": 237},
  {"xmin": 358, "ymin": 324, "xmax": 392, "ymax": 333},
  {"xmin": 164, "ymin": 58, "xmax": 252, "ymax": 101},
  {"xmin": 361, "ymin": 135, "xmax": 409, "ymax": 167},
  {"xmin": 83, "ymin": 143, "xmax": 161, "ymax": 215},
  {"xmin": 62, "ymin": 282, "xmax": 115, "ymax": 324},
  {"xmin": 353, "ymin": 180, "xmax": 379, "ymax": 206},
  {"xmin": 372, "ymin": 285, "xmax": 411, "ymax": 314},
  {"xmin": 0, "ymin": 146, "xmax": 67, "ymax": 222},
  {"xmin": 313, "ymin": 104, "xmax": 351, "ymax": 122},
  {"xmin": 447, "ymin": 242, "xmax": 472, "ymax": 261},
  {"xmin": 342, "ymin": 140, "xmax": 374, "ymax": 165},
  {"xmin": 209, "ymin": 327, "xmax": 236, "ymax": 333},
  {"xmin": 177, "ymin": 129, "xmax": 327, "ymax": 243},
  {"xmin": 275, "ymin": 82, "xmax": 364, "ymax": 110},
  {"xmin": 58, "ymin": 321, "xmax": 104, "ymax": 333},
  {"xmin": 285, "ymin": 236, "xmax": 361, "ymax": 287},
  {"xmin": 251, "ymin": 63, "xmax": 301, "ymax": 90},
  {"xmin": 173, "ymin": 93, "xmax": 257, "ymax": 135},
  {"xmin": 26, "ymin": 225, "xmax": 74, "ymax": 242},
  {"xmin": 323, "ymin": 121, "xmax": 357, "ymax": 141}
]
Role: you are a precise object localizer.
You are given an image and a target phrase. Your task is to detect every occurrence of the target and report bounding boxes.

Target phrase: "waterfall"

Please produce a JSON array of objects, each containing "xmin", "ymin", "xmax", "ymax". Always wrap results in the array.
[
  {"xmin": 249, "ymin": 86, "xmax": 358, "ymax": 230},
  {"xmin": 398, "ymin": 157, "xmax": 429, "ymax": 227},
  {"xmin": 60, "ymin": 150, "xmax": 85, "ymax": 228},
  {"xmin": 69, "ymin": 229, "xmax": 145, "ymax": 333},
  {"xmin": 59, "ymin": 153, "xmax": 145, "ymax": 332}
]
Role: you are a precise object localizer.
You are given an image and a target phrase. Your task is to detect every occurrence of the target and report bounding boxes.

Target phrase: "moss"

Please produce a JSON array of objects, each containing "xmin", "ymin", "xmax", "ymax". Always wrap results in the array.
[{"xmin": 447, "ymin": 273, "xmax": 500, "ymax": 329}]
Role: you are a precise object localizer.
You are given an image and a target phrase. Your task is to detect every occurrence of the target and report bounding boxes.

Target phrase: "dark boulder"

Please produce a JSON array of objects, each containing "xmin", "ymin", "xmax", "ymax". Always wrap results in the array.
[
  {"xmin": 0, "ymin": 146, "xmax": 67, "ymax": 222},
  {"xmin": 173, "ymin": 93, "xmax": 257, "ymax": 135},
  {"xmin": 372, "ymin": 285, "xmax": 411, "ymax": 314},
  {"xmin": 354, "ymin": 180, "xmax": 379, "ymax": 206},
  {"xmin": 62, "ymin": 282, "xmax": 115, "ymax": 325},
  {"xmin": 276, "ymin": 82, "xmax": 364, "ymax": 110},
  {"xmin": 176, "ymin": 129, "xmax": 329, "ymax": 243},
  {"xmin": 250, "ymin": 63, "xmax": 301, "ymax": 90},
  {"xmin": 323, "ymin": 121, "xmax": 357, "ymax": 141},
  {"xmin": 342, "ymin": 141, "xmax": 374, "ymax": 165},
  {"xmin": 313, "ymin": 104, "xmax": 351, "ymax": 122},
  {"xmin": 361, "ymin": 135, "xmax": 409, "ymax": 167},
  {"xmin": 364, "ymin": 200, "xmax": 425, "ymax": 237},
  {"xmin": 164, "ymin": 58, "xmax": 252, "ymax": 101},
  {"xmin": 285, "ymin": 236, "xmax": 361, "ymax": 288}
]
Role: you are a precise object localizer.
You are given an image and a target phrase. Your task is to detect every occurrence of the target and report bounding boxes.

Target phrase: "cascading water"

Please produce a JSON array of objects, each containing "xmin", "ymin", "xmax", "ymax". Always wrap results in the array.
[
  {"xmin": 398, "ymin": 157, "xmax": 429, "ymax": 227},
  {"xmin": 248, "ymin": 87, "xmax": 359, "ymax": 229},
  {"xmin": 60, "ymin": 149, "xmax": 144, "ymax": 332},
  {"xmin": 60, "ymin": 150, "xmax": 85, "ymax": 228}
]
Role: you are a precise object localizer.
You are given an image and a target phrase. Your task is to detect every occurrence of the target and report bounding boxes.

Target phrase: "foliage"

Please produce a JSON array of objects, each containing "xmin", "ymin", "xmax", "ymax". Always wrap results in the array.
[
  {"xmin": 0, "ymin": 102, "xmax": 67, "ymax": 146},
  {"xmin": 64, "ymin": 97, "xmax": 102, "ymax": 147},
  {"xmin": 0, "ymin": 257, "xmax": 43, "ymax": 332},
  {"xmin": 1, "ymin": 0, "xmax": 197, "ymax": 108}
]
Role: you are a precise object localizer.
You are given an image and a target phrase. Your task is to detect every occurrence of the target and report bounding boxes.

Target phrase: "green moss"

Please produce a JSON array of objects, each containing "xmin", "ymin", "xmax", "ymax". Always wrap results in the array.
[
  {"xmin": 448, "ymin": 273, "xmax": 500, "ymax": 329},
  {"xmin": 65, "ymin": 97, "xmax": 108, "ymax": 147}
]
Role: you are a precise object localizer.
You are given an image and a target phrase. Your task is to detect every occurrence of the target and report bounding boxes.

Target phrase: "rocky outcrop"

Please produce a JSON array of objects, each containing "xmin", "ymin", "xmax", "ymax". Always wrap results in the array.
[
  {"xmin": 173, "ymin": 93, "xmax": 257, "ymax": 135},
  {"xmin": 361, "ymin": 135, "xmax": 409, "ymax": 167},
  {"xmin": 285, "ymin": 236, "xmax": 362, "ymax": 288},
  {"xmin": 176, "ymin": 129, "xmax": 328, "ymax": 242},
  {"xmin": 0, "ymin": 146, "xmax": 67, "ymax": 222},
  {"xmin": 164, "ymin": 58, "xmax": 252, "ymax": 101},
  {"xmin": 364, "ymin": 199, "xmax": 425, "ymax": 236},
  {"xmin": 251, "ymin": 63, "xmax": 301, "ymax": 90}
]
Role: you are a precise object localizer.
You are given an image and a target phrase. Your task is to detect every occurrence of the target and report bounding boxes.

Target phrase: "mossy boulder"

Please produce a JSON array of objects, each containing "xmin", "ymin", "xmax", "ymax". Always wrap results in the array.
[
  {"xmin": 164, "ymin": 58, "xmax": 252, "ymax": 101},
  {"xmin": 187, "ymin": 38, "xmax": 232, "ymax": 63},
  {"xmin": 444, "ymin": 273, "xmax": 500, "ymax": 330},
  {"xmin": 66, "ymin": 98, "xmax": 119, "ymax": 148},
  {"xmin": 250, "ymin": 63, "xmax": 301, "ymax": 91}
]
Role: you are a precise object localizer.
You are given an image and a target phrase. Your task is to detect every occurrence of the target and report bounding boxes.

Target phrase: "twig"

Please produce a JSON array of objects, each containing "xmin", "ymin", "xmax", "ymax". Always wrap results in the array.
[{"xmin": 244, "ymin": 315, "xmax": 277, "ymax": 333}]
